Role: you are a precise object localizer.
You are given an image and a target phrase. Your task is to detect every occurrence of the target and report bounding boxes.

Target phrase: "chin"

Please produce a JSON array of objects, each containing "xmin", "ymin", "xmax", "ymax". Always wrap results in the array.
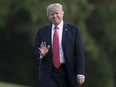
[{"xmin": 53, "ymin": 22, "xmax": 59, "ymax": 25}]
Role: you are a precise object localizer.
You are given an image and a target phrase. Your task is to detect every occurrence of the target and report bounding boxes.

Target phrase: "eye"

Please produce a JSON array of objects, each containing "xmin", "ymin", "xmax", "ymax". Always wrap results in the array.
[
  {"xmin": 49, "ymin": 13, "xmax": 53, "ymax": 16},
  {"xmin": 56, "ymin": 13, "xmax": 58, "ymax": 15},
  {"xmin": 55, "ymin": 12, "xmax": 59, "ymax": 15}
]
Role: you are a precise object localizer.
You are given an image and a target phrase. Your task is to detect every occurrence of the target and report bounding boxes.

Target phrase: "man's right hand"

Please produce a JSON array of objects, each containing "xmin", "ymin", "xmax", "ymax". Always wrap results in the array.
[{"xmin": 39, "ymin": 42, "xmax": 50, "ymax": 58}]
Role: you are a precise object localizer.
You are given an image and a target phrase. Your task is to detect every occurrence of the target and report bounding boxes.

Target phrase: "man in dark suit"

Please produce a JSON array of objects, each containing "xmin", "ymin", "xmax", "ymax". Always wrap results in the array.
[{"xmin": 33, "ymin": 3, "xmax": 85, "ymax": 87}]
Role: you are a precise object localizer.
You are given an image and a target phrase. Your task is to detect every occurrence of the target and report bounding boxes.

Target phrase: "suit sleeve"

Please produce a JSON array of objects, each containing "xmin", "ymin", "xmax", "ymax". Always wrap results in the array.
[
  {"xmin": 33, "ymin": 29, "xmax": 41, "ymax": 61},
  {"xmin": 75, "ymin": 26, "xmax": 85, "ymax": 75}
]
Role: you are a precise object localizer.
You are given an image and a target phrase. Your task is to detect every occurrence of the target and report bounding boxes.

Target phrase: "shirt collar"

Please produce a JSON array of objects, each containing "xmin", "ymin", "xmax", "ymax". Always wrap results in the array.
[{"xmin": 52, "ymin": 20, "xmax": 63, "ymax": 30}]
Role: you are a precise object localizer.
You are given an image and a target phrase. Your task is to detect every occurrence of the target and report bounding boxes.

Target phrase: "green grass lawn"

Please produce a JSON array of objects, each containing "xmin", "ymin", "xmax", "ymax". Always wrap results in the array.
[{"xmin": 0, "ymin": 82, "xmax": 29, "ymax": 87}]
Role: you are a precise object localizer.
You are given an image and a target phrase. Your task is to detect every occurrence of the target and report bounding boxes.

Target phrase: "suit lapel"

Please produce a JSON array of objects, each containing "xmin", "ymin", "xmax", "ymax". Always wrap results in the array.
[{"xmin": 62, "ymin": 23, "xmax": 68, "ymax": 46}]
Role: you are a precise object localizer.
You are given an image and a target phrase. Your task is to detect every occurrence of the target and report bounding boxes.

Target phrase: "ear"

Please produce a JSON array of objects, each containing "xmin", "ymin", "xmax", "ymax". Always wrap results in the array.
[
  {"xmin": 62, "ymin": 10, "xmax": 64, "ymax": 15},
  {"xmin": 61, "ymin": 10, "xmax": 64, "ymax": 16}
]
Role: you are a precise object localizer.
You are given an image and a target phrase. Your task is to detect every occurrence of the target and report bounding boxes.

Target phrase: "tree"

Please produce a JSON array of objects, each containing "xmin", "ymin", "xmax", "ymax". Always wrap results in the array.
[{"xmin": 86, "ymin": 0, "xmax": 116, "ymax": 87}]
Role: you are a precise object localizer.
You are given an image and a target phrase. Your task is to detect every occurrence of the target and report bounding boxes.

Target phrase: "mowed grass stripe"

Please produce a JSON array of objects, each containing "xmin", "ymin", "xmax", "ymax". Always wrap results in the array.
[{"xmin": 0, "ymin": 82, "xmax": 29, "ymax": 87}]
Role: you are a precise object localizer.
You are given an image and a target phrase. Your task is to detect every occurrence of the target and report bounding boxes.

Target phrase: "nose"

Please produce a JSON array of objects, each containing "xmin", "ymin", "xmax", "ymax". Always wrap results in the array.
[{"xmin": 53, "ymin": 13, "xmax": 57, "ymax": 17}]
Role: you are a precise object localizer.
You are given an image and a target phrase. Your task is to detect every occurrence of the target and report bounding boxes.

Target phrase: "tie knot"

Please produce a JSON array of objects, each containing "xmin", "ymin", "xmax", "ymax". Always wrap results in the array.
[{"xmin": 54, "ymin": 26, "xmax": 58, "ymax": 30}]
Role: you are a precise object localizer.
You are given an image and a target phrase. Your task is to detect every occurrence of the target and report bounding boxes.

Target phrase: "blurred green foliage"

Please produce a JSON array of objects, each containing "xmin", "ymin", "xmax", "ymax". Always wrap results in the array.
[{"xmin": 0, "ymin": 0, "xmax": 116, "ymax": 87}]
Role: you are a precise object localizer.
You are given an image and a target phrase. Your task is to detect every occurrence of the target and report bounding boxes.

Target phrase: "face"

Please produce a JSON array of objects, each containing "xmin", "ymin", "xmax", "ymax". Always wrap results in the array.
[{"xmin": 48, "ymin": 8, "xmax": 64, "ymax": 25}]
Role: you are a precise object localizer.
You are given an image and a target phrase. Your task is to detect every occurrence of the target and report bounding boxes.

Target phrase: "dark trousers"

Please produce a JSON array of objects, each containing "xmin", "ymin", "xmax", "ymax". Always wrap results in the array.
[{"xmin": 48, "ymin": 64, "xmax": 70, "ymax": 87}]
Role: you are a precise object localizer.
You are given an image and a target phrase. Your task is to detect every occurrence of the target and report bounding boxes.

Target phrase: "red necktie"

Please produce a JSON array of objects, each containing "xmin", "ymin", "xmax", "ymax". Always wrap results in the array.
[{"xmin": 52, "ymin": 26, "xmax": 60, "ymax": 68}]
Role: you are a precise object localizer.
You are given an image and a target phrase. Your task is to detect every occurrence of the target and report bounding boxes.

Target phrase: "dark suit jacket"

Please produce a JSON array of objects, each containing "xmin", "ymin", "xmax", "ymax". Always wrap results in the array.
[{"xmin": 33, "ymin": 22, "xmax": 85, "ymax": 87}]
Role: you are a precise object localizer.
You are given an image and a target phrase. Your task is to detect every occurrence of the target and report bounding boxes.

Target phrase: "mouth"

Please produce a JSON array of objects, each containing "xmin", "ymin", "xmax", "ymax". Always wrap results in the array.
[
  {"xmin": 53, "ymin": 18, "xmax": 58, "ymax": 22},
  {"xmin": 53, "ymin": 18, "xmax": 58, "ymax": 21}
]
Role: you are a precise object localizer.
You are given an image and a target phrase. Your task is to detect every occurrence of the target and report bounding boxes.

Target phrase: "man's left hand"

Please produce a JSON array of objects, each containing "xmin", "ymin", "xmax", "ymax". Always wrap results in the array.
[{"xmin": 77, "ymin": 75, "xmax": 85, "ymax": 86}]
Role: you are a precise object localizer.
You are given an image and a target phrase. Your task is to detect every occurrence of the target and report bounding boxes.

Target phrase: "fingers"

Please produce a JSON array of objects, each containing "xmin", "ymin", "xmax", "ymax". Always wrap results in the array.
[
  {"xmin": 40, "ymin": 42, "xmax": 46, "ymax": 48},
  {"xmin": 39, "ymin": 42, "xmax": 50, "ymax": 57},
  {"xmin": 40, "ymin": 42, "xmax": 49, "ymax": 48},
  {"xmin": 77, "ymin": 75, "xmax": 85, "ymax": 86}
]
